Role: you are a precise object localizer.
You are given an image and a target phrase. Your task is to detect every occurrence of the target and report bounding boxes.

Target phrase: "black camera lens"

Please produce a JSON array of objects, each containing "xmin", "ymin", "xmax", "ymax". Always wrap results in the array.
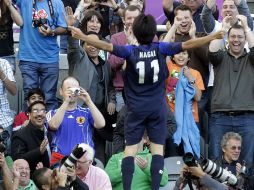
[
  {"xmin": 40, "ymin": 18, "xmax": 47, "ymax": 25},
  {"xmin": 32, "ymin": 18, "xmax": 48, "ymax": 28},
  {"xmin": 32, "ymin": 19, "xmax": 40, "ymax": 28},
  {"xmin": 183, "ymin": 152, "xmax": 198, "ymax": 167},
  {"xmin": 0, "ymin": 130, "xmax": 9, "ymax": 142}
]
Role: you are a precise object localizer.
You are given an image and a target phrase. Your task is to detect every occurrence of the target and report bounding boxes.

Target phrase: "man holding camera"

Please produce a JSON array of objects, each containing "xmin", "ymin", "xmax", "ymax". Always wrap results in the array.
[
  {"xmin": 47, "ymin": 76, "xmax": 105, "ymax": 165},
  {"xmin": 174, "ymin": 164, "xmax": 228, "ymax": 190},
  {"xmin": 15, "ymin": 0, "xmax": 67, "ymax": 111},
  {"xmin": 33, "ymin": 166, "xmax": 89, "ymax": 190}
]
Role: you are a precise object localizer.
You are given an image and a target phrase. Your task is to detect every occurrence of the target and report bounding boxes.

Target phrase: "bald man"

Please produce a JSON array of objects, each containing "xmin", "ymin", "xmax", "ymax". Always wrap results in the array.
[{"xmin": 13, "ymin": 159, "xmax": 37, "ymax": 190}]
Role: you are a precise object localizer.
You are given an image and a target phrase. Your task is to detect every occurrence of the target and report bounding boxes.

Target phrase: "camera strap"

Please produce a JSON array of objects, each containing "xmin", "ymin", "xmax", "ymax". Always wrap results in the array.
[{"xmin": 32, "ymin": 0, "xmax": 56, "ymax": 27}]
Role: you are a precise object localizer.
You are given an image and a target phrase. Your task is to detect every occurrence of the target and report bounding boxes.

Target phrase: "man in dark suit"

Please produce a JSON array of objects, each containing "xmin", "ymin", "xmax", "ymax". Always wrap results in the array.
[{"xmin": 11, "ymin": 101, "xmax": 51, "ymax": 173}]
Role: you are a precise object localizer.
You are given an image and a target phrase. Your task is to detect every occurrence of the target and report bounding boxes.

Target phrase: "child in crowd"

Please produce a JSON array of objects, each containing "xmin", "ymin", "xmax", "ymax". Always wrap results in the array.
[{"xmin": 166, "ymin": 50, "xmax": 204, "ymax": 124}]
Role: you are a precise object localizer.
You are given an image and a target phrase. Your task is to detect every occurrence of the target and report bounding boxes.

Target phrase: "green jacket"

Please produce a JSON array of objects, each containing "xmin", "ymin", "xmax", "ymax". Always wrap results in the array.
[{"xmin": 105, "ymin": 149, "xmax": 168, "ymax": 190}]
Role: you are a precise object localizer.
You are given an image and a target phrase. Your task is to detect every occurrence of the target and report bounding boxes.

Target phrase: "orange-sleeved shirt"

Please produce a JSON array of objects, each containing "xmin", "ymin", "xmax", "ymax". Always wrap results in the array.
[{"xmin": 166, "ymin": 60, "xmax": 205, "ymax": 122}]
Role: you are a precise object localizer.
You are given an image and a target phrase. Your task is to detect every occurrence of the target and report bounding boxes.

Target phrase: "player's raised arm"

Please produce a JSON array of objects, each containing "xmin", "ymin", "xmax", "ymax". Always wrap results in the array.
[
  {"xmin": 182, "ymin": 30, "xmax": 225, "ymax": 50},
  {"xmin": 70, "ymin": 26, "xmax": 114, "ymax": 53}
]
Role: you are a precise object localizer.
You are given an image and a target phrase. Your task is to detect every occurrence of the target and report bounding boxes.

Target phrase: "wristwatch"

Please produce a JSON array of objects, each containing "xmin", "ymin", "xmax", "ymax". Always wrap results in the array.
[
  {"xmin": 189, "ymin": 79, "xmax": 196, "ymax": 85},
  {"xmin": 51, "ymin": 30, "xmax": 56, "ymax": 37}
]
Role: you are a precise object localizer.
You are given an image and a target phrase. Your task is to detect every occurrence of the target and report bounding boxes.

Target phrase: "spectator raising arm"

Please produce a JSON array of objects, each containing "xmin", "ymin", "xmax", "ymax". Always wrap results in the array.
[
  {"xmin": 209, "ymin": 16, "xmax": 231, "ymax": 53},
  {"xmin": 0, "ymin": 154, "xmax": 13, "ymax": 190},
  {"xmin": 47, "ymin": 98, "xmax": 71, "ymax": 131},
  {"xmin": 181, "ymin": 30, "xmax": 224, "ymax": 50},
  {"xmin": 237, "ymin": 15, "xmax": 254, "ymax": 48},
  {"xmin": 162, "ymin": 16, "xmax": 180, "ymax": 42},
  {"xmin": 3, "ymin": 0, "xmax": 23, "ymax": 26},
  {"xmin": 79, "ymin": 88, "xmax": 105, "ymax": 129},
  {"xmin": 70, "ymin": 26, "xmax": 224, "ymax": 52},
  {"xmin": 70, "ymin": 26, "xmax": 113, "ymax": 52}
]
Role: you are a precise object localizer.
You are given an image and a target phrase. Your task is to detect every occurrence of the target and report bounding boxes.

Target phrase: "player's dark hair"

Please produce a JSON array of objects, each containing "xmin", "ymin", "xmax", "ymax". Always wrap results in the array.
[
  {"xmin": 174, "ymin": 4, "xmax": 192, "ymax": 16},
  {"xmin": 132, "ymin": 14, "xmax": 156, "ymax": 45}
]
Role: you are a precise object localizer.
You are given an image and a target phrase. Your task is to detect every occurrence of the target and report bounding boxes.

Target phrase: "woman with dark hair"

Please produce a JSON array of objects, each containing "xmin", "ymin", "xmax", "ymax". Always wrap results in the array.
[
  {"xmin": 80, "ymin": 9, "xmax": 104, "ymax": 35},
  {"xmin": 74, "ymin": 0, "xmax": 110, "ymax": 38},
  {"xmin": 0, "ymin": 0, "xmax": 23, "ymax": 72}
]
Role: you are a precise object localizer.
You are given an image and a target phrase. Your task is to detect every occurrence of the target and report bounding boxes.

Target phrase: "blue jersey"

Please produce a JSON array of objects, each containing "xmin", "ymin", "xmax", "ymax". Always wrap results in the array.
[
  {"xmin": 16, "ymin": 0, "xmax": 67, "ymax": 63},
  {"xmin": 112, "ymin": 42, "xmax": 182, "ymax": 112},
  {"xmin": 47, "ymin": 106, "xmax": 94, "ymax": 156}
]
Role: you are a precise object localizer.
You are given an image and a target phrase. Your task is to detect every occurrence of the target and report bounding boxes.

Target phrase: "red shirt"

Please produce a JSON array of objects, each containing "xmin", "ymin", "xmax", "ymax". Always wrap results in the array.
[{"xmin": 13, "ymin": 112, "xmax": 29, "ymax": 131}]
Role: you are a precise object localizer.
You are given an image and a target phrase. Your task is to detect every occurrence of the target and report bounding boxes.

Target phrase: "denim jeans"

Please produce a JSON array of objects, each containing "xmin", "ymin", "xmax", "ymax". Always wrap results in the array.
[
  {"xmin": 60, "ymin": 35, "xmax": 67, "ymax": 54},
  {"xmin": 116, "ymin": 91, "xmax": 125, "ymax": 112},
  {"xmin": 209, "ymin": 112, "xmax": 254, "ymax": 165},
  {"xmin": 1, "ymin": 55, "xmax": 16, "ymax": 73},
  {"xmin": 19, "ymin": 61, "xmax": 59, "ymax": 110}
]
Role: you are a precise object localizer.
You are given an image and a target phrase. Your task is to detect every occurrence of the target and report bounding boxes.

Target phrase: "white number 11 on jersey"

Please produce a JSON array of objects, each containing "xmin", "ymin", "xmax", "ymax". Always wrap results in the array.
[{"xmin": 136, "ymin": 59, "xmax": 159, "ymax": 84}]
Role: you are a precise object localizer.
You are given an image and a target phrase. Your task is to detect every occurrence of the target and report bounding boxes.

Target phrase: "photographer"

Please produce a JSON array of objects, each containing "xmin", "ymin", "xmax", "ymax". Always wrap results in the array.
[
  {"xmin": 47, "ymin": 76, "xmax": 105, "ymax": 165},
  {"xmin": 174, "ymin": 164, "xmax": 228, "ymax": 190},
  {"xmin": 33, "ymin": 167, "xmax": 89, "ymax": 190}
]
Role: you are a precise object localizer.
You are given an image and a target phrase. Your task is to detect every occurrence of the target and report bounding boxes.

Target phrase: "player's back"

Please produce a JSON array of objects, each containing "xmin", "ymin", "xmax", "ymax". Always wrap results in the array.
[{"xmin": 124, "ymin": 43, "xmax": 168, "ymax": 112}]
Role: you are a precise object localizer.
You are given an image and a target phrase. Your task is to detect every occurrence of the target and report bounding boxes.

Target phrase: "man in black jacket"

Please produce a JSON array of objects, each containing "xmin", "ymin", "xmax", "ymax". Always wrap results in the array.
[{"xmin": 11, "ymin": 101, "xmax": 51, "ymax": 173}]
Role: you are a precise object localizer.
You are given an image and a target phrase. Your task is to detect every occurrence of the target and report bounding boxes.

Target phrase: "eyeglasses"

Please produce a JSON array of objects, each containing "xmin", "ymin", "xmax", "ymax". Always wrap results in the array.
[
  {"xmin": 230, "ymin": 146, "xmax": 241, "ymax": 151},
  {"xmin": 31, "ymin": 109, "xmax": 46, "ymax": 114}
]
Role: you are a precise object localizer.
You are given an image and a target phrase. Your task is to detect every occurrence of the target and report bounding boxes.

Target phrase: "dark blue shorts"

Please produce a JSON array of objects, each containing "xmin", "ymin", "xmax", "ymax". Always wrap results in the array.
[{"xmin": 124, "ymin": 107, "xmax": 167, "ymax": 146}]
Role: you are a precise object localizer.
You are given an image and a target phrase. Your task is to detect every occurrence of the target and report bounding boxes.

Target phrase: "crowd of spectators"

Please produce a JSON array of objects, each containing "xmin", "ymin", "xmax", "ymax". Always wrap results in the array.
[{"xmin": 0, "ymin": 0, "xmax": 254, "ymax": 189}]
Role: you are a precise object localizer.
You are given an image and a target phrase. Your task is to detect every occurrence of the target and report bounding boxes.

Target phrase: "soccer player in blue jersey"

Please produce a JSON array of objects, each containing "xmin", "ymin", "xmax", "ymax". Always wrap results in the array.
[{"xmin": 70, "ymin": 14, "xmax": 224, "ymax": 190}]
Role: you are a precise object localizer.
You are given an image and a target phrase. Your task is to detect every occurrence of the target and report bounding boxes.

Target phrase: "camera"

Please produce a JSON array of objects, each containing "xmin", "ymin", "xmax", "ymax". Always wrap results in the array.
[
  {"xmin": 183, "ymin": 153, "xmax": 238, "ymax": 186},
  {"xmin": 69, "ymin": 87, "xmax": 81, "ymax": 96},
  {"xmin": 60, "ymin": 143, "xmax": 87, "ymax": 172},
  {"xmin": 183, "ymin": 152, "xmax": 198, "ymax": 167},
  {"xmin": 0, "ymin": 128, "xmax": 10, "ymax": 153},
  {"xmin": 201, "ymin": 158, "xmax": 237, "ymax": 186},
  {"xmin": 32, "ymin": 18, "xmax": 48, "ymax": 28}
]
